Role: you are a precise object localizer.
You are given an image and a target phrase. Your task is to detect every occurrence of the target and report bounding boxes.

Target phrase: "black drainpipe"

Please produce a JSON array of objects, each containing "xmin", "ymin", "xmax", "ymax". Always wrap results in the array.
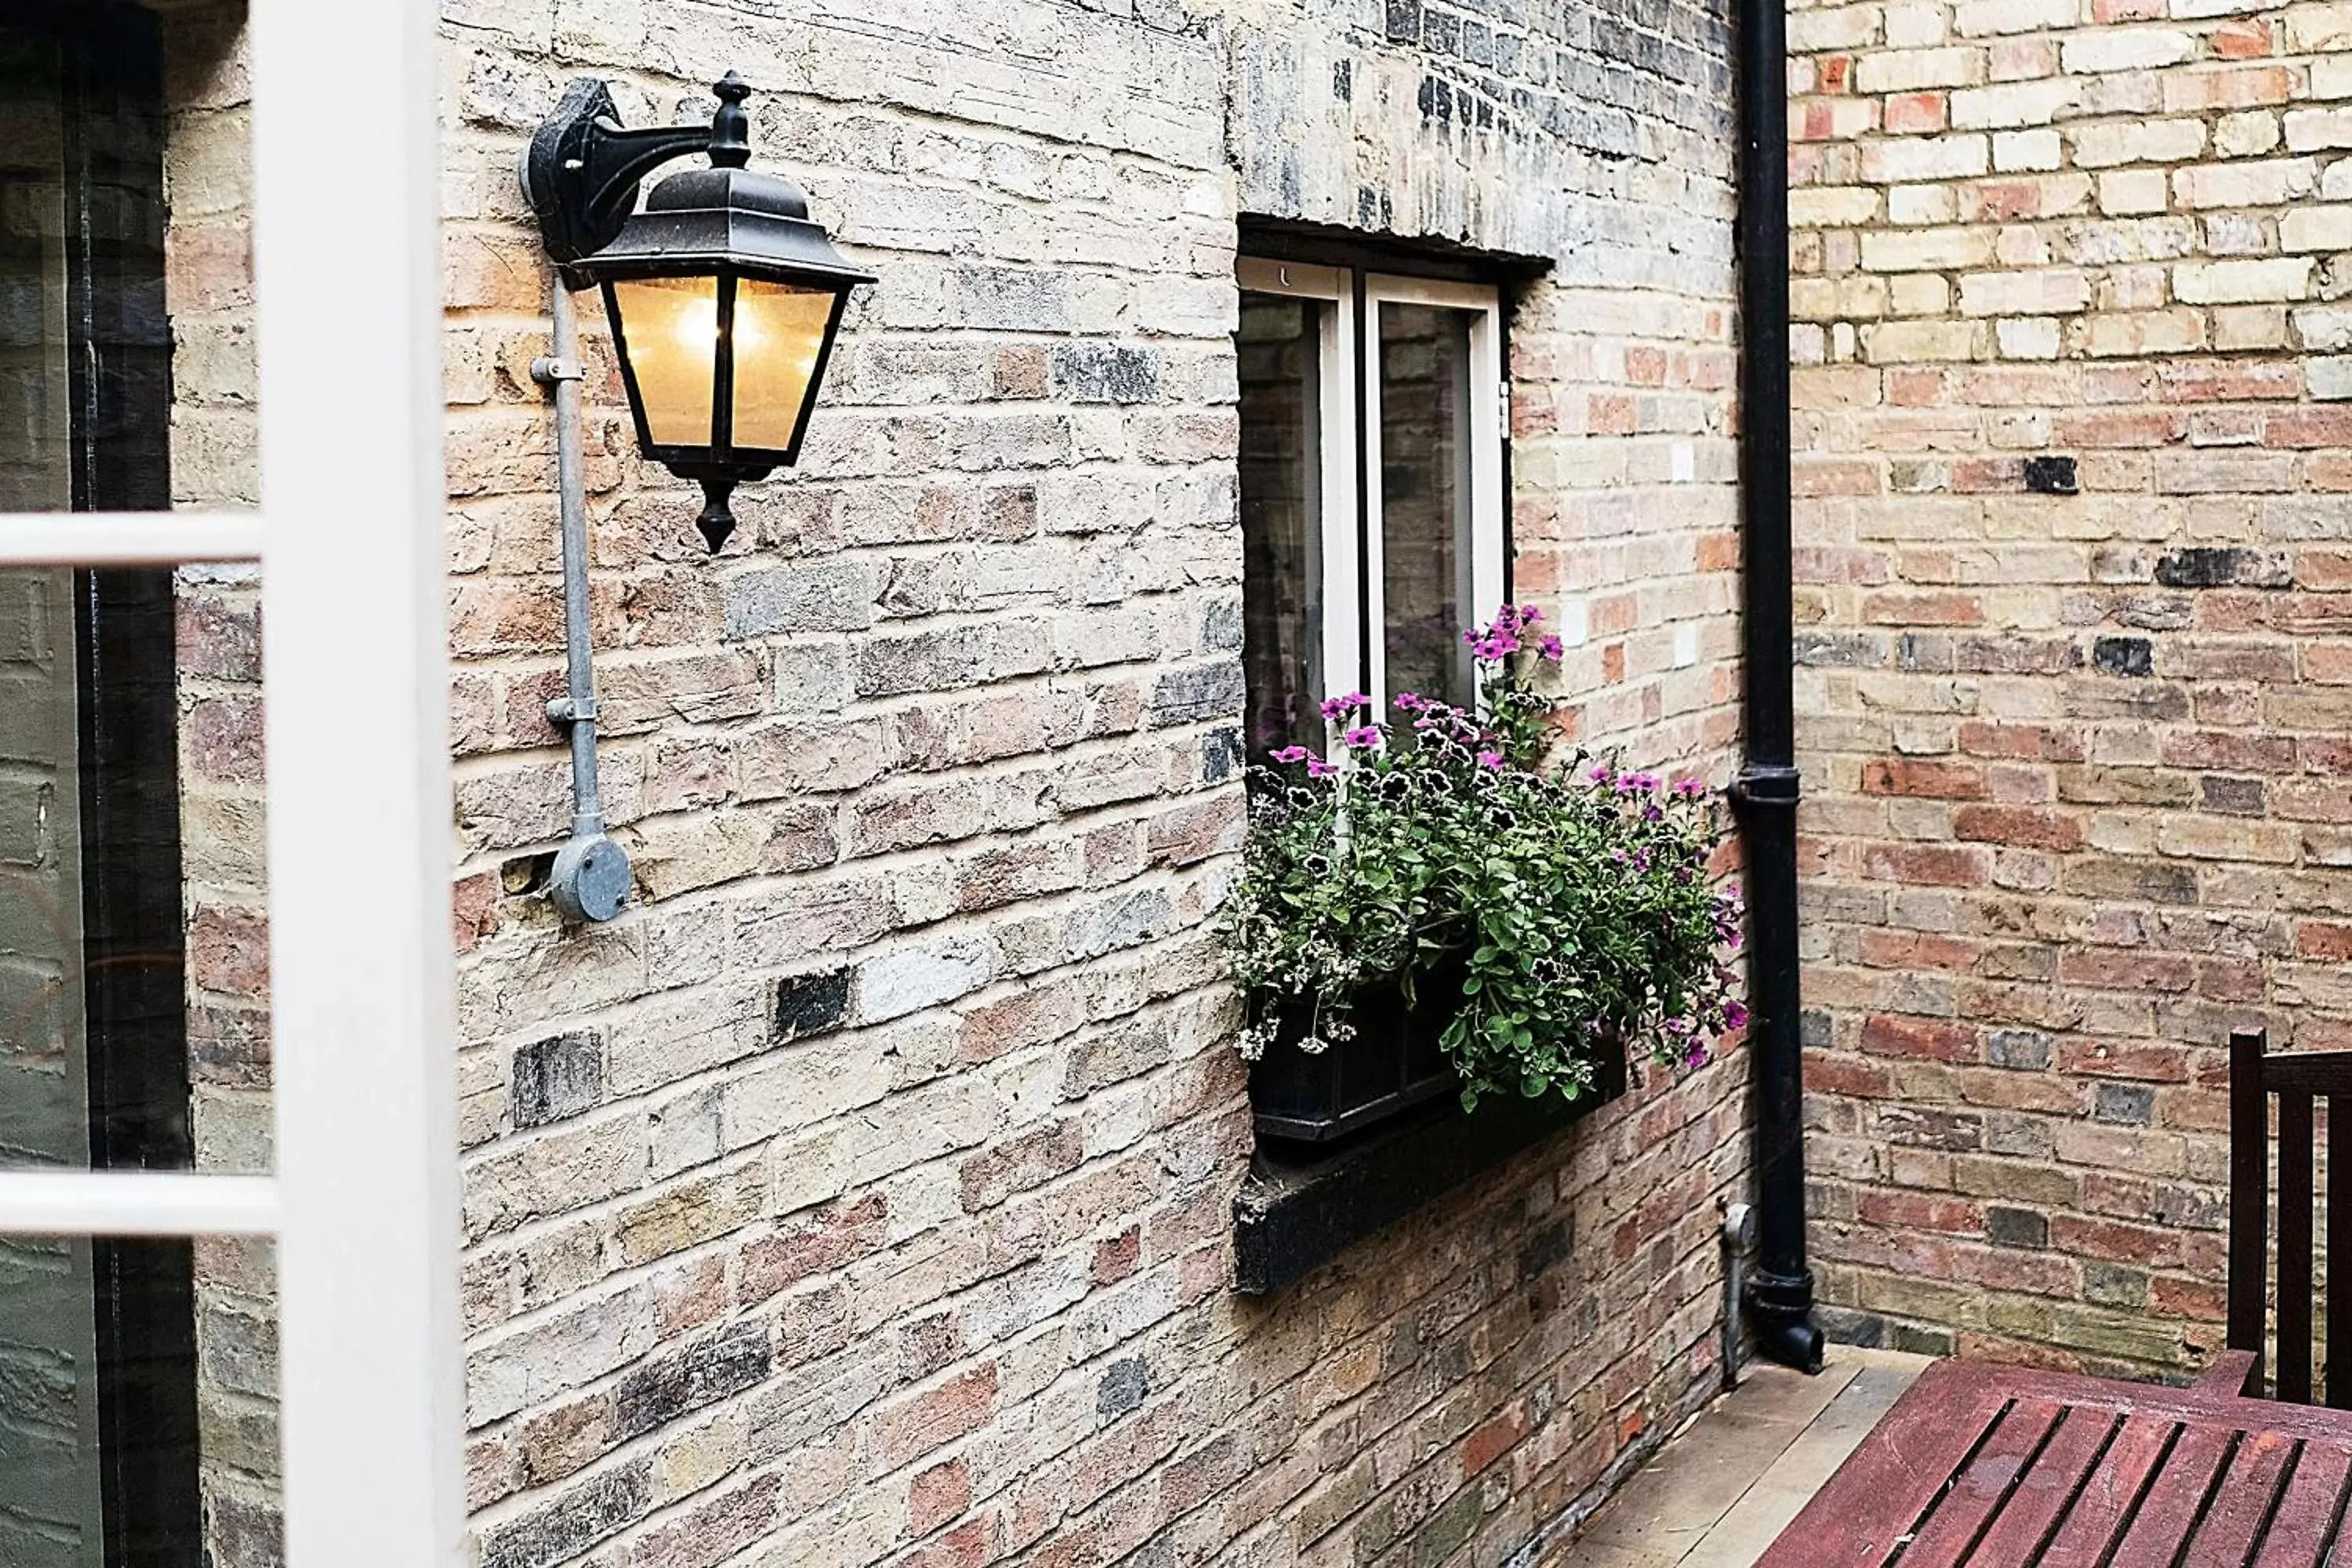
[{"xmin": 1733, "ymin": 0, "xmax": 1824, "ymax": 1374}]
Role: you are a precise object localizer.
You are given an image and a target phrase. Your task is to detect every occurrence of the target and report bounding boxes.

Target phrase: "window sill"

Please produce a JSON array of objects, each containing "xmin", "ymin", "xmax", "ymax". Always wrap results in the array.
[{"xmin": 1231, "ymin": 1052, "xmax": 1628, "ymax": 1295}]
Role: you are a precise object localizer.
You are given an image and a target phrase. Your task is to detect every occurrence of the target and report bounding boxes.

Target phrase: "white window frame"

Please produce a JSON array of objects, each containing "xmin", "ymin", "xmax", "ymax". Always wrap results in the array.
[
  {"xmin": 1362, "ymin": 274, "xmax": 1508, "ymax": 712},
  {"xmin": 1234, "ymin": 258, "xmax": 1360, "ymax": 735},
  {"xmin": 1236, "ymin": 260, "xmax": 1508, "ymax": 721},
  {"xmin": 0, "ymin": 0, "xmax": 459, "ymax": 1562}
]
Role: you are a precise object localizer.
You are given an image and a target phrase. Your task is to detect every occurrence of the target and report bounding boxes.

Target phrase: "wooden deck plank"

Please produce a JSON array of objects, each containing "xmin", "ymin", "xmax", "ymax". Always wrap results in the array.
[
  {"xmin": 2181, "ymin": 1429, "xmax": 2298, "ymax": 1568},
  {"xmin": 2251, "ymin": 1440, "xmax": 2352, "ymax": 1568},
  {"xmin": 1678, "ymin": 1359, "xmax": 1927, "ymax": 1568},
  {"xmin": 1961, "ymin": 1403, "xmax": 2119, "ymax": 1566},
  {"xmin": 2108, "ymin": 1422, "xmax": 2241, "ymax": 1563},
  {"xmin": 2012, "ymin": 1413, "xmax": 2179, "ymax": 1567},
  {"xmin": 1892, "ymin": 1398, "xmax": 2063, "ymax": 1568}
]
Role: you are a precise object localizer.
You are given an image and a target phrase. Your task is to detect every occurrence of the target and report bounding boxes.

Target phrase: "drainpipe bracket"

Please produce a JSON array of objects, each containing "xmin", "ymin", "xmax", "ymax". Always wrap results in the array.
[
  {"xmin": 1731, "ymin": 764, "xmax": 1802, "ymax": 809},
  {"xmin": 546, "ymin": 695, "xmax": 598, "ymax": 727},
  {"xmin": 532, "ymin": 355, "xmax": 586, "ymax": 387}
]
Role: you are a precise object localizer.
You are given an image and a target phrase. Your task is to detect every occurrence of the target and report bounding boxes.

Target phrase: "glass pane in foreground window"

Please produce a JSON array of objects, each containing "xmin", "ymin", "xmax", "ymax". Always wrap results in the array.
[
  {"xmin": 0, "ymin": 1232, "xmax": 280, "ymax": 1566},
  {"xmin": 1236, "ymin": 292, "xmax": 1326, "ymax": 764},
  {"xmin": 0, "ymin": 561, "xmax": 272, "ymax": 1176},
  {"xmin": 1378, "ymin": 303, "xmax": 1477, "ymax": 710}
]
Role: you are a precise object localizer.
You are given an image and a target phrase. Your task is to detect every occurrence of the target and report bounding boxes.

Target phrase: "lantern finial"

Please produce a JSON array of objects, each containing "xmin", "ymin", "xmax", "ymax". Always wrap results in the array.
[{"xmin": 695, "ymin": 480, "xmax": 739, "ymax": 554}]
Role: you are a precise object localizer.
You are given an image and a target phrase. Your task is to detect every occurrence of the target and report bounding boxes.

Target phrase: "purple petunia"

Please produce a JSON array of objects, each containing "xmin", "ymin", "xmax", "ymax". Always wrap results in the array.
[
  {"xmin": 1305, "ymin": 757, "xmax": 1340, "ymax": 779},
  {"xmin": 1319, "ymin": 691, "xmax": 1370, "ymax": 721},
  {"xmin": 1392, "ymin": 691, "xmax": 1428, "ymax": 713},
  {"xmin": 1269, "ymin": 746, "xmax": 1310, "ymax": 764},
  {"xmin": 1672, "ymin": 777, "xmax": 1707, "ymax": 797},
  {"xmin": 1723, "ymin": 1001, "xmax": 1751, "ymax": 1030},
  {"xmin": 1476, "ymin": 749, "xmax": 1506, "ymax": 771},
  {"xmin": 1537, "ymin": 634, "xmax": 1565, "ymax": 661},
  {"xmin": 1341, "ymin": 725, "xmax": 1383, "ymax": 750}
]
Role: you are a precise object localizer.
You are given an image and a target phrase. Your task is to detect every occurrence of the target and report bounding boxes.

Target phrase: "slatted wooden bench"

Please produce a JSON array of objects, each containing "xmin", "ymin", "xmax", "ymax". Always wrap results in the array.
[{"xmin": 1757, "ymin": 1356, "xmax": 2352, "ymax": 1566}]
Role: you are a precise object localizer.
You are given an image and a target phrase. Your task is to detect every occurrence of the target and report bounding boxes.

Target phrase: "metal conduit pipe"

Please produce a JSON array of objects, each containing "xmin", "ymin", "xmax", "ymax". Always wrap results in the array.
[
  {"xmin": 535, "ymin": 278, "xmax": 632, "ymax": 924},
  {"xmin": 1733, "ymin": 0, "xmax": 1824, "ymax": 1374}
]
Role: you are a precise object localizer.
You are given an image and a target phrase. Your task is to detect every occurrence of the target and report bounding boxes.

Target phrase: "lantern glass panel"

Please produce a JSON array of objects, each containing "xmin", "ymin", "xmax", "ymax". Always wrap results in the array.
[
  {"xmin": 730, "ymin": 277, "xmax": 835, "ymax": 452},
  {"xmin": 609, "ymin": 274, "xmax": 719, "ymax": 447}
]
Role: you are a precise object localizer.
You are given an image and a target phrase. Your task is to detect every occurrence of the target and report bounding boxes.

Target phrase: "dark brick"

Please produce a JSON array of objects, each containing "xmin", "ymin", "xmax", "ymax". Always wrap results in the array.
[
  {"xmin": 775, "ymin": 968, "xmax": 852, "ymax": 1044},
  {"xmin": 1097, "ymin": 1356, "xmax": 1151, "ymax": 1418},
  {"xmin": 1986, "ymin": 1029, "xmax": 2053, "ymax": 1070},
  {"xmin": 2095, "ymin": 1083, "xmax": 2156, "ymax": 1125},
  {"xmin": 478, "ymin": 1460, "xmax": 652, "ymax": 1568},
  {"xmin": 510, "ymin": 1031, "xmax": 603, "ymax": 1130},
  {"xmin": 2092, "ymin": 637, "xmax": 2153, "ymax": 677},
  {"xmin": 613, "ymin": 1322, "xmax": 773, "ymax": 1443},
  {"xmin": 1893, "ymin": 1322, "xmax": 1958, "ymax": 1356},
  {"xmin": 1050, "ymin": 343, "xmax": 1161, "ymax": 405},
  {"xmin": 2202, "ymin": 775, "xmax": 2266, "ymax": 816},
  {"xmin": 1201, "ymin": 725, "xmax": 1245, "ymax": 785},
  {"xmin": 1816, "ymin": 1305, "xmax": 1889, "ymax": 1348},
  {"xmin": 1149, "ymin": 661, "xmax": 1245, "ymax": 728},
  {"xmin": 2024, "ymin": 455, "xmax": 2078, "ymax": 494},
  {"xmin": 1515, "ymin": 1217, "xmax": 1573, "ymax": 1282},
  {"xmin": 1385, "ymin": 0, "xmax": 1424, "ymax": 42},
  {"xmin": 1986, "ymin": 1207, "xmax": 2049, "ymax": 1248},
  {"xmin": 2154, "ymin": 546, "xmax": 2288, "ymax": 589}
]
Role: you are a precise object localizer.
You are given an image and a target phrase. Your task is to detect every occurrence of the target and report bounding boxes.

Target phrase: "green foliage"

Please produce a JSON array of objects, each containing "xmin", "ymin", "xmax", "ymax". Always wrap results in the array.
[{"xmin": 1221, "ymin": 607, "xmax": 1745, "ymax": 1111}]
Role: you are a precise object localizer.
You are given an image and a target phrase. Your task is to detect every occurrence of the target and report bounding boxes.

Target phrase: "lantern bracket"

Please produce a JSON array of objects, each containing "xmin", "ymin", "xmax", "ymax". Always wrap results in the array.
[{"xmin": 522, "ymin": 73, "xmax": 753, "ymax": 266}]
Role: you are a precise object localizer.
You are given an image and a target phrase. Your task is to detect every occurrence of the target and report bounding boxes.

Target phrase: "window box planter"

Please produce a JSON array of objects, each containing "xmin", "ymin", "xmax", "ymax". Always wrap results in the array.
[
  {"xmin": 1247, "ymin": 969, "xmax": 1464, "ymax": 1144},
  {"xmin": 1234, "ymin": 1045, "xmax": 1629, "ymax": 1294}
]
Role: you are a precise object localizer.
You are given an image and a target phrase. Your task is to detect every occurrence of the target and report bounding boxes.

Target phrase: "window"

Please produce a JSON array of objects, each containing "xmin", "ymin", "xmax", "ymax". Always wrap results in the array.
[
  {"xmin": 1234, "ymin": 257, "xmax": 1507, "ymax": 762},
  {"xmin": 0, "ymin": 0, "xmax": 459, "ymax": 1562}
]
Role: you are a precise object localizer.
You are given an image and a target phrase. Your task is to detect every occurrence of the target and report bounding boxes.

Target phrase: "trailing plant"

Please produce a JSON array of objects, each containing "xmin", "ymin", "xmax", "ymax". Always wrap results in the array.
[{"xmin": 1222, "ymin": 605, "xmax": 1746, "ymax": 1111}]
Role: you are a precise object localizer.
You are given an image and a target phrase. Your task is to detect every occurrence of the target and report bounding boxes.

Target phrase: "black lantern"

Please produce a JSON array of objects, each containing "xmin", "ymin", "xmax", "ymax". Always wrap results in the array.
[{"xmin": 524, "ymin": 74, "xmax": 873, "ymax": 550}]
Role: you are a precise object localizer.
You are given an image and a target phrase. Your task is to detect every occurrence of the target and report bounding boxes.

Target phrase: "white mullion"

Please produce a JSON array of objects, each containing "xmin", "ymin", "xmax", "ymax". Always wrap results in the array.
[
  {"xmin": 0, "ymin": 1172, "xmax": 281, "ymax": 1238},
  {"xmin": 251, "ymin": 0, "xmax": 460, "ymax": 1563},
  {"xmin": 0, "ymin": 513, "xmax": 263, "ymax": 566},
  {"xmin": 1360, "ymin": 289, "xmax": 1389, "ymax": 711},
  {"xmin": 1467, "ymin": 296, "xmax": 1508, "ymax": 622},
  {"xmin": 1318, "ymin": 284, "xmax": 1362, "ymax": 733}
]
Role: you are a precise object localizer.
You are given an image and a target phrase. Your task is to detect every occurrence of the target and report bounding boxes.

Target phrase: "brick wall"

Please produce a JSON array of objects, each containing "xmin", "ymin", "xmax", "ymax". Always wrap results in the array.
[
  {"xmin": 1791, "ymin": 0, "xmax": 2352, "ymax": 1372},
  {"xmin": 439, "ymin": 3, "xmax": 1751, "ymax": 1567}
]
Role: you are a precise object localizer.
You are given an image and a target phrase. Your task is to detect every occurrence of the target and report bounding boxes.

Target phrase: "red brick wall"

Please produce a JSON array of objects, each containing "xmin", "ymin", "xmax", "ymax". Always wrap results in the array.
[{"xmin": 1790, "ymin": 0, "xmax": 2352, "ymax": 1372}]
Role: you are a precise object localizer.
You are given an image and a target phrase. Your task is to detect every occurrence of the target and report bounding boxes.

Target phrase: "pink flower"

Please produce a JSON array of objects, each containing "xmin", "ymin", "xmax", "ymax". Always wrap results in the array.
[
  {"xmin": 1518, "ymin": 605, "xmax": 1544, "ymax": 626},
  {"xmin": 1341, "ymin": 725, "xmax": 1383, "ymax": 750},
  {"xmin": 1537, "ymin": 634, "xmax": 1565, "ymax": 661},
  {"xmin": 1269, "ymin": 746, "xmax": 1310, "ymax": 764},
  {"xmin": 1319, "ymin": 691, "xmax": 1369, "ymax": 721},
  {"xmin": 1672, "ymin": 777, "xmax": 1706, "ymax": 797},
  {"xmin": 1392, "ymin": 691, "xmax": 1428, "ymax": 713},
  {"xmin": 1305, "ymin": 757, "xmax": 1340, "ymax": 779},
  {"xmin": 1722, "ymin": 1001, "xmax": 1751, "ymax": 1030},
  {"xmin": 1476, "ymin": 749, "xmax": 1506, "ymax": 771}
]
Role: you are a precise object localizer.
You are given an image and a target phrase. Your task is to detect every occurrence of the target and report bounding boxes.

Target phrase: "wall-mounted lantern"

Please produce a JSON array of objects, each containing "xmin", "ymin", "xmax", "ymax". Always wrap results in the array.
[
  {"xmin": 525, "ymin": 72, "xmax": 873, "ymax": 552},
  {"xmin": 518, "ymin": 74, "xmax": 872, "ymax": 923}
]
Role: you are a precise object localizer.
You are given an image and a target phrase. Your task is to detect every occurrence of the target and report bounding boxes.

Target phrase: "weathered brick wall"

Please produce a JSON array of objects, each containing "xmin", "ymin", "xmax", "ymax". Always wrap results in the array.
[
  {"xmin": 441, "ymin": 3, "xmax": 1747, "ymax": 1566},
  {"xmin": 1790, "ymin": 0, "xmax": 2352, "ymax": 1373},
  {"xmin": 157, "ymin": 2, "xmax": 283, "ymax": 1559}
]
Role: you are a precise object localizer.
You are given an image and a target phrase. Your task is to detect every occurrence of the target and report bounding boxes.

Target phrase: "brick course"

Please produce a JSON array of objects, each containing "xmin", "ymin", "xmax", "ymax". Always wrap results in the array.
[{"xmin": 1792, "ymin": 0, "xmax": 2352, "ymax": 1374}]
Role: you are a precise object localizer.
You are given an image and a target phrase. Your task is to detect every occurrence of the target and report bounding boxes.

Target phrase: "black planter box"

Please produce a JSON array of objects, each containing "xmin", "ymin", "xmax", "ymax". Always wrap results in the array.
[
  {"xmin": 1247, "ymin": 968, "xmax": 1466, "ymax": 1144},
  {"xmin": 1234, "ymin": 1046, "xmax": 1632, "ymax": 1294}
]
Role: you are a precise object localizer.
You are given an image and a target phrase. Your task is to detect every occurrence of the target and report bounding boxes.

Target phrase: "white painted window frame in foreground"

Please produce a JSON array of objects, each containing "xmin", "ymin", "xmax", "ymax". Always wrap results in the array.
[
  {"xmin": 1236, "ymin": 258, "xmax": 1362, "ymax": 724},
  {"xmin": 1361, "ymin": 273, "xmax": 1508, "ymax": 712},
  {"xmin": 0, "ymin": 0, "xmax": 459, "ymax": 1562}
]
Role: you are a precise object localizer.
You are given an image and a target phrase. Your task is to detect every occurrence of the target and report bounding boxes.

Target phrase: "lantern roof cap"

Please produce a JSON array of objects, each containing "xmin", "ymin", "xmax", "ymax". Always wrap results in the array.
[{"xmin": 568, "ymin": 165, "xmax": 877, "ymax": 289}]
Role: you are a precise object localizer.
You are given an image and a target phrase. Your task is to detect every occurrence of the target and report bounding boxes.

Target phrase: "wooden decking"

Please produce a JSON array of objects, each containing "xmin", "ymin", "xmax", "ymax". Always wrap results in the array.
[
  {"xmin": 1758, "ymin": 1356, "xmax": 2352, "ymax": 1566},
  {"xmin": 1544, "ymin": 1346, "xmax": 1933, "ymax": 1568}
]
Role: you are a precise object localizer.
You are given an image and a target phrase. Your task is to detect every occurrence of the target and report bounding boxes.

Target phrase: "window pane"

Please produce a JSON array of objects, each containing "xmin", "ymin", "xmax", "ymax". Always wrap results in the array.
[
  {"xmin": 0, "ymin": 562, "xmax": 270, "ymax": 1175},
  {"xmin": 608, "ymin": 274, "xmax": 719, "ymax": 448},
  {"xmin": 730, "ymin": 277, "xmax": 834, "ymax": 452},
  {"xmin": 0, "ymin": 1232, "xmax": 280, "ymax": 1565},
  {"xmin": 1236, "ymin": 293, "xmax": 1326, "ymax": 763},
  {"xmin": 1378, "ymin": 303, "xmax": 1477, "ymax": 710},
  {"xmin": 0, "ymin": 5, "xmax": 252, "ymax": 517}
]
